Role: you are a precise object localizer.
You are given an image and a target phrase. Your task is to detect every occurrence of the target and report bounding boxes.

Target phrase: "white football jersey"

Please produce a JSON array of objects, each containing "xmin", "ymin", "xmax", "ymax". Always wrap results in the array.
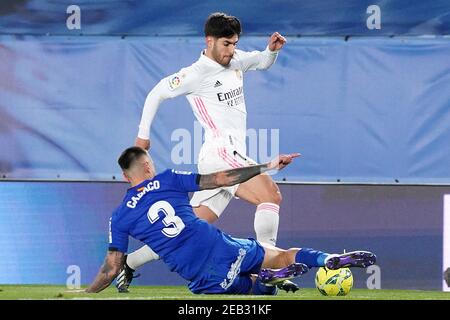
[{"xmin": 138, "ymin": 47, "xmax": 279, "ymax": 152}]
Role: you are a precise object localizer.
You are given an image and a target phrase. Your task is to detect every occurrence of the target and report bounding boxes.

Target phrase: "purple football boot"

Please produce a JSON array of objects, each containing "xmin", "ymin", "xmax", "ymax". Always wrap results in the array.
[
  {"xmin": 325, "ymin": 251, "xmax": 376, "ymax": 270},
  {"xmin": 258, "ymin": 263, "xmax": 309, "ymax": 285}
]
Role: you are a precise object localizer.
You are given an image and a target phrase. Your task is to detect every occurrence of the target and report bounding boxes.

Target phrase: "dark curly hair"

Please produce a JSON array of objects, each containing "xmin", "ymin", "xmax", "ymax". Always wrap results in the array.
[{"xmin": 204, "ymin": 12, "xmax": 241, "ymax": 38}]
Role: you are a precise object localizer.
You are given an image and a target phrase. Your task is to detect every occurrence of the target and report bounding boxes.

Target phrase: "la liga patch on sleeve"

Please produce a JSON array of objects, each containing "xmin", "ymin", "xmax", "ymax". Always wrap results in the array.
[{"xmin": 168, "ymin": 75, "xmax": 182, "ymax": 90}]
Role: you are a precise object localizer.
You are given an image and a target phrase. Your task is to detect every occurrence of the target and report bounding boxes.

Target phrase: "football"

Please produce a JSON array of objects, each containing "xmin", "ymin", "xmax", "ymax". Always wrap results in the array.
[{"xmin": 315, "ymin": 267, "xmax": 353, "ymax": 296}]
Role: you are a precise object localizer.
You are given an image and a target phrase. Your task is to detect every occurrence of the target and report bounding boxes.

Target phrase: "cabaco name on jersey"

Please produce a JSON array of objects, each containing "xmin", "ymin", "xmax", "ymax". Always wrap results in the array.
[
  {"xmin": 127, "ymin": 181, "xmax": 161, "ymax": 208},
  {"xmin": 217, "ymin": 86, "xmax": 243, "ymax": 104}
]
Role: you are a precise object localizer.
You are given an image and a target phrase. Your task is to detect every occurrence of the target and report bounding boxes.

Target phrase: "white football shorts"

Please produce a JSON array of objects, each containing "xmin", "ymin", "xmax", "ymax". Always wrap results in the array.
[{"xmin": 190, "ymin": 143, "xmax": 257, "ymax": 217}]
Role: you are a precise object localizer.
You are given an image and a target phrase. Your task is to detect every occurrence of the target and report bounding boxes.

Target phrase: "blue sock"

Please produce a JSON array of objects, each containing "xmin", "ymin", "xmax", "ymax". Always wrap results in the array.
[
  {"xmin": 295, "ymin": 248, "xmax": 329, "ymax": 268},
  {"xmin": 252, "ymin": 278, "xmax": 278, "ymax": 296}
]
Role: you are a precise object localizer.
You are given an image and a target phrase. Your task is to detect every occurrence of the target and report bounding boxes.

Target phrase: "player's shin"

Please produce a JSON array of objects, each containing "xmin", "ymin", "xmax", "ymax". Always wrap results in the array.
[{"xmin": 254, "ymin": 203, "xmax": 279, "ymax": 246}]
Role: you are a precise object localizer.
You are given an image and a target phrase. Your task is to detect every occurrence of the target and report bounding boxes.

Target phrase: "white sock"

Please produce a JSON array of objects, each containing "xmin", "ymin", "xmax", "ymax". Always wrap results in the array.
[
  {"xmin": 254, "ymin": 202, "xmax": 280, "ymax": 247},
  {"xmin": 126, "ymin": 245, "xmax": 159, "ymax": 270}
]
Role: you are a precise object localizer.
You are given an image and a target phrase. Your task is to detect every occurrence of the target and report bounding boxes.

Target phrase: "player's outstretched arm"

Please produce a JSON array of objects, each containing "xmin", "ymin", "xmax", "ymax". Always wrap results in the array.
[
  {"xmin": 198, "ymin": 153, "xmax": 300, "ymax": 190},
  {"xmin": 86, "ymin": 250, "xmax": 125, "ymax": 293}
]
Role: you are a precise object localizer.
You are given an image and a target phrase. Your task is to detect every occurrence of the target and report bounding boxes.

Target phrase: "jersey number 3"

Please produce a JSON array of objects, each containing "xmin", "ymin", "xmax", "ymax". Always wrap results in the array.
[{"xmin": 147, "ymin": 200, "xmax": 185, "ymax": 238}]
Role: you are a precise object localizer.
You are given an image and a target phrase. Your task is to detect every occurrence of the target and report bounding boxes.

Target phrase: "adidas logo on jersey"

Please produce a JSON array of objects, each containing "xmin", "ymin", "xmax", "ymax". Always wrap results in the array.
[{"xmin": 214, "ymin": 80, "xmax": 222, "ymax": 88}]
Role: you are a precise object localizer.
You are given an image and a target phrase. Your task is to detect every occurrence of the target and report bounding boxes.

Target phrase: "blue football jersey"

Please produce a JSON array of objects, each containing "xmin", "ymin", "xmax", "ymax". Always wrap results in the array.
[{"xmin": 108, "ymin": 169, "xmax": 222, "ymax": 280}]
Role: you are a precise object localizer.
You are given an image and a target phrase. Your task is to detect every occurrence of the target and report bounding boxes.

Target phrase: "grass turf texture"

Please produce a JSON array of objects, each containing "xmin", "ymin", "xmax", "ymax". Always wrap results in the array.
[{"xmin": 0, "ymin": 285, "xmax": 449, "ymax": 300}]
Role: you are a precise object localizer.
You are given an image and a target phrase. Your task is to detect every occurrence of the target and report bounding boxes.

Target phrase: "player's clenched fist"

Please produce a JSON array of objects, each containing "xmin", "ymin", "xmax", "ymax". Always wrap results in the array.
[
  {"xmin": 268, "ymin": 32, "xmax": 287, "ymax": 51},
  {"xmin": 135, "ymin": 137, "xmax": 150, "ymax": 150}
]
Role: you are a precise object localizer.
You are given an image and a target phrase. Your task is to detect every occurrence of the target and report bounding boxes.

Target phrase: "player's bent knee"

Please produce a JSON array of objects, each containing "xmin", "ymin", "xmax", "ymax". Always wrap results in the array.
[
  {"xmin": 267, "ymin": 181, "xmax": 282, "ymax": 205},
  {"xmin": 256, "ymin": 186, "xmax": 282, "ymax": 205},
  {"xmin": 272, "ymin": 191, "xmax": 282, "ymax": 205},
  {"xmin": 260, "ymin": 190, "xmax": 282, "ymax": 205}
]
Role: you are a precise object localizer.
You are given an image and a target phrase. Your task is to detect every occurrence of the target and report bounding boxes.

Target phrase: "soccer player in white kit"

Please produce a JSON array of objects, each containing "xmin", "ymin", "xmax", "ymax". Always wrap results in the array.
[{"xmin": 116, "ymin": 12, "xmax": 294, "ymax": 292}]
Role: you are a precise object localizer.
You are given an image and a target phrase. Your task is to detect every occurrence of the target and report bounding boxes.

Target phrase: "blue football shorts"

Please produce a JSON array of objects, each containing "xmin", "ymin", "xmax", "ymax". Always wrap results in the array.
[{"xmin": 188, "ymin": 233, "xmax": 265, "ymax": 294}]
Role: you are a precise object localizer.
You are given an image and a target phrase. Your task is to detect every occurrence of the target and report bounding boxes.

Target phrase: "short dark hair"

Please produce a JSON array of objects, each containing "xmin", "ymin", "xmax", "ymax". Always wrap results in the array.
[
  {"xmin": 118, "ymin": 146, "xmax": 148, "ymax": 170},
  {"xmin": 204, "ymin": 12, "xmax": 241, "ymax": 38}
]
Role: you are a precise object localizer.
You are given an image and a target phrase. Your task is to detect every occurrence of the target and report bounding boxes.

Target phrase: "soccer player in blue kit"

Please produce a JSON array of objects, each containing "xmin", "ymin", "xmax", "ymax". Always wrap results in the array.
[{"xmin": 86, "ymin": 147, "xmax": 376, "ymax": 294}]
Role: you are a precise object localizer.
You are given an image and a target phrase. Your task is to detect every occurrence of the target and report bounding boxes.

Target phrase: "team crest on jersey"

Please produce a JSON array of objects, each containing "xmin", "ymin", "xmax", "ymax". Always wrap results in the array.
[
  {"xmin": 168, "ymin": 75, "xmax": 182, "ymax": 90},
  {"xmin": 235, "ymin": 69, "xmax": 242, "ymax": 80}
]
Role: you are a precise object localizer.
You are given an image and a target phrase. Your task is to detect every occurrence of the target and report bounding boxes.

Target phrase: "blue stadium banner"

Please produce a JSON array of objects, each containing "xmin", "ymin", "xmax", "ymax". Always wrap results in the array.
[
  {"xmin": 1, "ymin": 36, "xmax": 449, "ymax": 182},
  {"xmin": 0, "ymin": 0, "xmax": 449, "ymax": 36}
]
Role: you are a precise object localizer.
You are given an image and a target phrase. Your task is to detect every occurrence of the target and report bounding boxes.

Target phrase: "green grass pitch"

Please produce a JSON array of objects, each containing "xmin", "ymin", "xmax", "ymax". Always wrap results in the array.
[{"xmin": 0, "ymin": 285, "xmax": 449, "ymax": 300}]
